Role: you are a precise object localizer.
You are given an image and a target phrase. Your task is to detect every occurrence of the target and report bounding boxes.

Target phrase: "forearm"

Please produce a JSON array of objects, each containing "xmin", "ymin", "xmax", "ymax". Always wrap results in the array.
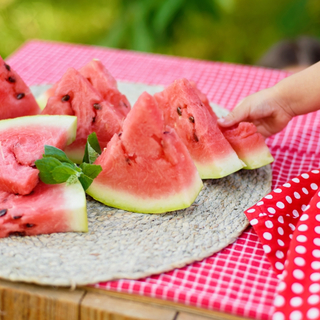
[{"xmin": 275, "ymin": 61, "xmax": 320, "ymax": 117}]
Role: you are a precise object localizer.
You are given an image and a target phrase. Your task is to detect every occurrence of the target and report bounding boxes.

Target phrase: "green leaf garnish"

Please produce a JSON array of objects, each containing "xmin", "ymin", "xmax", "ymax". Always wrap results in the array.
[
  {"xmin": 35, "ymin": 135, "xmax": 102, "ymax": 191},
  {"xmin": 83, "ymin": 132, "xmax": 101, "ymax": 164}
]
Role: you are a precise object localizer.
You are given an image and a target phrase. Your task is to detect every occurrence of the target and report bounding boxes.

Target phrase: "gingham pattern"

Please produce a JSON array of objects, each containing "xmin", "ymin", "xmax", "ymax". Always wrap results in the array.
[{"xmin": 6, "ymin": 40, "xmax": 319, "ymax": 319}]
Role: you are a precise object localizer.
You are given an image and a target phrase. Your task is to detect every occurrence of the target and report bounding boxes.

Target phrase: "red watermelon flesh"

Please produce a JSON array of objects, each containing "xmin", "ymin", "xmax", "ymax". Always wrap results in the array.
[
  {"xmin": 0, "ymin": 57, "xmax": 40, "ymax": 119},
  {"xmin": 0, "ymin": 115, "xmax": 77, "ymax": 195},
  {"xmin": 221, "ymin": 122, "xmax": 274, "ymax": 169},
  {"xmin": 86, "ymin": 92, "xmax": 203, "ymax": 214},
  {"xmin": 79, "ymin": 59, "xmax": 131, "ymax": 118},
  {"xmin": 42, "ymin": 68, "xmax": 123, "ymax": 163},
  {"xmin": 154, "ymin": 78, "xmax": 244, "ymax": 179},
  {"xmin": 0, "ymin": 181, "xmax": 88, "ymax": 238}
]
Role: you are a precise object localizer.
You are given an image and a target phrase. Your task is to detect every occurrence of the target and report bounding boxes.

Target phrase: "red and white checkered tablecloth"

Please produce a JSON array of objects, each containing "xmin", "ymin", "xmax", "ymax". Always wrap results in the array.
[{"xmin": 7, "ymin": 40, "xmax": 320, "ymax": 319}]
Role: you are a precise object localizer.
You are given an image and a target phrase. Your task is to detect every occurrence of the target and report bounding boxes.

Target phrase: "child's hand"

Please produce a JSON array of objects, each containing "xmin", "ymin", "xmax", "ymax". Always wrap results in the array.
[{"xmin": 217, "ymin": 86, "xmax": 295, "ymax": 138}]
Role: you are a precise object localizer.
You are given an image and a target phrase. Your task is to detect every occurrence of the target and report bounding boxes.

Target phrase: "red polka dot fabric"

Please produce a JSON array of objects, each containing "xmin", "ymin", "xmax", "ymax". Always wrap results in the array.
[
  {"xmin": 246, "ymin": 170, "xmax": 320, "ymax": 319},
  {"xmin": 7, "ymin": 40, "xmax": 320, "ymax": 319}
]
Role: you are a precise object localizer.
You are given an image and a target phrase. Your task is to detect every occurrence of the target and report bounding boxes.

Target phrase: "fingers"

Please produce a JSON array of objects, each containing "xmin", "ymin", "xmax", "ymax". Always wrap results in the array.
[{"xmin": 217, "ymin": 99, "xmax": 250, "ymax": 127}]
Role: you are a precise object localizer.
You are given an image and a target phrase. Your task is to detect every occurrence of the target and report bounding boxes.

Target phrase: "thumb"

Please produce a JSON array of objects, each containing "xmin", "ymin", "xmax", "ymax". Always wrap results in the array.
[{"xmin": 217, "ymin": 99, "xmax": 247, "ymax": 127}]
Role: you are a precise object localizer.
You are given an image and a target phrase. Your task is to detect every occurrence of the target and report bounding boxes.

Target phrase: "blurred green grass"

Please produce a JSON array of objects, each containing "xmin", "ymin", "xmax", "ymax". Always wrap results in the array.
[{"xmin": 1, "ymin": 0, "xmax": 320, "ymax": 65}]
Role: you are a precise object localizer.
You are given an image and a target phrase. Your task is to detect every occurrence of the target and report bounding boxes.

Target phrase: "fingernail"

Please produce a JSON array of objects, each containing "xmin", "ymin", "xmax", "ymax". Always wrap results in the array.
[{"xmin": 217, "ymin": 118, "xmax": 226, "ymax": 124}]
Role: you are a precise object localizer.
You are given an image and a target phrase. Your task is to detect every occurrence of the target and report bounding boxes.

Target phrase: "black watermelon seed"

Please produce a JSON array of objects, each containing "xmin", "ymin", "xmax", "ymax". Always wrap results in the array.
[
  {"xmin": 189, "ymin": 116, "xmax": 195, "ymax": 123},
  {"xmin": 177, "ymin": 107, "xmax": 182, "ymax": 116},
  {"xmin": 0, "ymin": 209, "xmax": 7, "ymax": 217},
  {"xmin": 13, "ymin": 215, "xmax": 22, "ymax": 220},
  {"xmin": 163, "ymin": 131, "xmax": 170, "ymax": 134},
  {"xmin": 7, "ymin": 77, "xmax": 16, "ymax": 83},
  {"xmin": 93, "ymin": 103, "xmax": 102, "ymax": 110},
  {"xmin": 4, "ymin": 63, "xmax": 10, "ymax": 71},
  {"xmin": 8, "ymin": 231, "xmax": 26, "ymax": 237},
  {"xmin": 193, "ymin": 132, "xmax": 199, "ymax": 142},
  {"xmin": 92, "ymin": 117, "xmax": 96, "ymax": 123},
  {"xmin": 16, "ymin": 93, "xmax": 25, "ymax": 100},
  {"xmin": 25, "ymin": 223, "xmax": 35, "ymax": 228},
  {"xmin": 118, "ymin": 132, "xmax": 122, "ymax": 137},
  {"xmin": 61, "ymin": 95, "xmax": 70, "ymax": 102}
]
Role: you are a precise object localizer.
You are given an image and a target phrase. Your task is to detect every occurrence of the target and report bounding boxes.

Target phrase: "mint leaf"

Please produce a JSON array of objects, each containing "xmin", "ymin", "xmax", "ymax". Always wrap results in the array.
[
  {"xmin": 43, "ymin": 145, "xmax": 74, "ymax": 164},
  {"xmin": 35, "ymin": 157, "xmax": 62, "ymax": 184},
  {"xmin": 83, "ymin": 132, "xmax": 101, "ymax": 164},
  {"xmin": 80, "ymin": 162, "xmax": 102, "ymax": 179},
  {"xmin": 51, "ymin": 164, "xmax": 79, "ymax": 183},
  {"xmin": 78, "ymin": 174, "xmax": 93, "ymax": 191}
]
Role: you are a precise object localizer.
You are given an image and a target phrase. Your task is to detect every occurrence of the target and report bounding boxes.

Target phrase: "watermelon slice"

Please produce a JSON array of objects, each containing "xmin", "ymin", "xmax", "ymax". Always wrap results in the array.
[
  {"xmin": 154, "ymin": 78, "xmax": 244, "ymax": 179},
  {"xmin": 0, "ymin": 181, "xmax": 87, "ymax": 238},
  {"xmin": 0, "ymin": 56, "xmax": 40, "ymax": 119},
  {"xmin": 221, "ymin": 122, "xmax": 274, "ymax": 169},
  {"xmin": 86, "ymin": 92, "xmax": 203, "ymax": 214},
  {"xmin": 41, "ymin": 68, "xmax": 123, "ymax": 163}
]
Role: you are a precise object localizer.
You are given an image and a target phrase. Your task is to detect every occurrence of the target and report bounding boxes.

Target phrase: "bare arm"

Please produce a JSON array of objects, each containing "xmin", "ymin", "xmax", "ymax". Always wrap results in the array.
[{"xmin": 218, "ymin": 61, "xmax": 320, "ymax": 137}]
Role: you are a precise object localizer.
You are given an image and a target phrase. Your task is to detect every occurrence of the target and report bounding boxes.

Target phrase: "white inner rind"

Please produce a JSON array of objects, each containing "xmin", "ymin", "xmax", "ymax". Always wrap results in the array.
[
  {"xmin": 242, "ymin": 146, "xmax": 274, "ymax": 170},
  {"xmin": 0, "ymin": 115, "xmax": 77, "ymax": 146},
  {"xmin": 87, "ymin": 172, "xmax": 203, "ymax": 214},
  {"xmin": 62, "ymin": 181, "xmax": 88, "ymax": 232}
]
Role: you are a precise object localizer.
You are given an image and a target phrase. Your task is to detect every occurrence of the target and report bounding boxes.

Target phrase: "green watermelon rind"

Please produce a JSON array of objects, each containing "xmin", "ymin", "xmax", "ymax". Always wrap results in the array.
[
  {"xmin": 86, "ymin": 172, "xmax": 203, "ymax": 214},
  {"xmin": 0, "ymin": 115, "xmax": 77, "ymax": 146},
  {"xmin": 195, "ymin": 153, "xmax": 245, "ymax": 179},
  {"xmin": 60, "ymin": 180, "xmax": 88, "ymax": 232},
  {"xmin": 242, "ymin": 146, "xmax": 274, "ymax": 170}
]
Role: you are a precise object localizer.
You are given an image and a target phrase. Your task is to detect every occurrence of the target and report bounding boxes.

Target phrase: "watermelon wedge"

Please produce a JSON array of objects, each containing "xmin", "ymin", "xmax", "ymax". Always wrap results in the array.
[
  {"xmin": 221, "ymin": 122, "xmax": 274, "ymax": 169},
  {"xmin": 0, "ymin": 56, "xmax": 40, "ymax": 119},
  {"xmin": 154, "ymin": 78, "xmax": 244, "ymax": 179},
  {"xmin": 41, "ymin": 68, "xmax": 123, "ymax": 163},
  {"xmin": 0, "ymin": 115, "xmax": 77, "ymax": 195},
  {"xmin": 86, "ymin": 92, "xmax": 203, "ymax": 214},
  {"xmin": 0, "ymin": 181, "xmax": 87, "ymax": 238}
]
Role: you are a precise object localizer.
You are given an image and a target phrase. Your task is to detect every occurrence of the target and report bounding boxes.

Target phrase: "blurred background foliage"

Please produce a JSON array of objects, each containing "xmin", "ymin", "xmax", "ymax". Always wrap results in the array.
[{"xmin": 1, "ymin": 0, "xmax": 320, "ymax": 65}]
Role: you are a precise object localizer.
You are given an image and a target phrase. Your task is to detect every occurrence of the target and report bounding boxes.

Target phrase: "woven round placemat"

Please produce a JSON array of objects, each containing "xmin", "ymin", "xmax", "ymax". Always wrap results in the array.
[{"xmin": 0, "ymin": 83, "xmax": 272, "ymax": 286}]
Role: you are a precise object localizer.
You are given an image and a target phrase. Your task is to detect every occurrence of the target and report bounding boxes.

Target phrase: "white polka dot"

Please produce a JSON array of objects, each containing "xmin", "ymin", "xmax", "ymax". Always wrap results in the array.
[
  {"xmin": 275, "ymin": 262, "xmax": 284, "ymax": 270},
  {"xmin": 314, "ymin": 238, "xmax": 320, "ymax": 246},
  {"xmin": 307, "ymin": 308, "xmax": 320, "ymax": 320},
  {"xmin": 301, "ymin": 213, "xmax": 309, "ymax": 221},
  {"xmin": 317, "ymin": 202, "xmax": 320, "ymax": 209},
  {"xmin": 313, "ymin": 250, "xmax": 320, "ymax": 258},
  {"xmin": 315, "ymin": 226, "xmax": 320, "ymax": 234},
  {"xmin": 268, "ymin": 207, "xmax": 276, "ymax": 214},
  {"xmin": 308, "ymin": 295, "xmax": 320, "ymax": 305},
  {"xmin": 312, "ymin": 261, "xmax": 320, "ymax": 270},
  {"xmin": 310, "ymin": 273, "xmax": 320, "ymax": 281},
  {"xmin": 312, "ymin": 170, "xmax": 320, "ymax": 174},
  {"xmin": 294, "ymin": 257, "xmax": 305, "ymax": 266},
  {"xmin": 283, "ymin": 183, "xmax": 291, "ymax": 187},
  {"xmin": 278, "ymin": 227, "xmax": 284, "ymax": 235},
  {"xmin": 297, "ymin": 235, "xmax": 307, "ymax": 242},
  {"xmin": 247, "ymin": 208, "xmax": 255, "ymax": 213},
  {"xmin": 276, "ymin": 250, "xmax": 284, "ymax": 259},
  {"xmin": 290, "ymin": 296, "xmax": 303, "ymax": 307},
  {"xmin": 273, "ymin": 312, "xmax": 285, "ymax": 320},
  {"xmin": 259, "ymin": 213, "xmax": 267, "ymax": 217},
  {"xmin": 257, "ymin": 201, "xmax": 264, "ymax": 206},
  {"xmin": 305, "ymin": 204, "xmax": 310, "ymax": 211},
  {"xmin": 302, "ymin": 173, "xmax": 310, "ymax": 179},
  {"xmin": 294, "ymin": 192, "xmax": 301, "ymax": 199},
  {"xmin": 278, "ymin": 281, "xmax": 286, "ymax": 291},
  {"xmin": 311, "ymin": 183, "xmax": 319, "ymax": 190},
  {"xmin": 276, "ymin": 202, "xmax": 285, "ymax": 209},
  {"xmin": 250, "ymin": 218, "xmax": 258, "ymax": 226},
  {"xmin": 265, "ymin": 194, "xmax": 273, "ymax": 199},
  {"xmin": 289, "ymin": 234, "xmax": 293, "ymax": 239},
  {"xmin": 298, "ymin": 224, "xmax": 308, "ymax": 232},
  {"xmin": 302, "ymin": 187, "xmax": 309, "ymax": 194},
  {"xmin": 263, "ymin": 244, "xmax": 271, "ymax": 254},
  {"xmin": 293, "ymin": 269, "xmax": 304, "ymax": 280},
  {"xmin": 292, "ymin": 210, "xmax": 299, "ymax": 218},
  {"xmin": 278, "ymin": 216, "xmax": 284, "ymax": 224},
  {"xmin": 310, "ymin": 283, "xmax": 320, "ymax": 293},
  {"xmin": 274, "ymin": 188, "xmax": 282, "ymax": 193},
  {"xmin": 290, "ymin": 310, "xmax": 302, "ymax": 320},
  {"xmin": 316, "ymin": 214, "xmax": 320, "ymax": 222},
  {"xmin": 289, "ymin": 223, "xmax": 296, "ymax": 231},
  {"xmin": 265, "ymin": 220, "xmax": 273, "ymax": 228},
  {"xmin": 292, "ymin": 282, "xmax": 304, "ymax": 294},
  {"xmin": 278, "ymin": 239, "xmax": 285, "ymax": 246},
  {"xmin": 318, "ymin": 191, "xmax": 320, "ymax": 197},
  {"xmin": 263, "ymin": 232, "xmax": 272, "ymax": 240},
  {"xmin": 296, "ymin": 245, "xmax": 306, "ymax": 254},
  {"xmin": 274, "ymin": 295, "xmax": 285, "ymax": 307},
  {"xmin": 292, "ymin": 178, "xmax": 300, "ymax": 183},
  {"xmin": 285, "ymin": 196, "xmax": 292, "ymax": 204}
]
